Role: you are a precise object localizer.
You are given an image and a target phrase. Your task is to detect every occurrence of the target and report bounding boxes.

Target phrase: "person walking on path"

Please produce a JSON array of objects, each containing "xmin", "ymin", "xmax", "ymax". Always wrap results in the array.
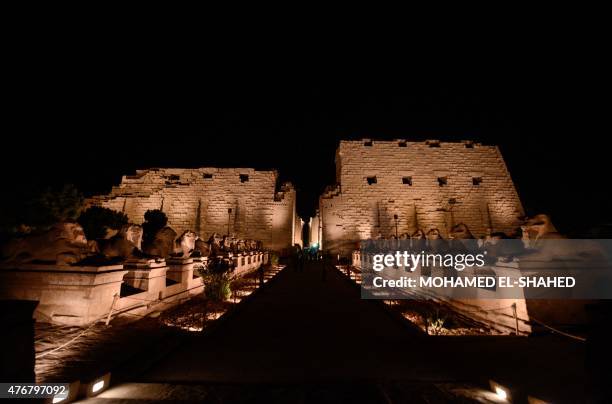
[
  {"xmin": 321, "ymin": 252, "xmax": 332, "ymax": 282},
  {"xmin": 297, "ymin": 248, "xmax": 304, "ymax": 272},
  {"xmin": 258, "ymin": 265, "xmax": 265, "ymax": 287}
]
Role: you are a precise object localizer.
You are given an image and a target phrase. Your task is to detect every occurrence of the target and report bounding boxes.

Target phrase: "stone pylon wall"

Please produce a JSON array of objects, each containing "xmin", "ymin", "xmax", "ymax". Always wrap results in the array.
[
  {"xmin": 293, "ymin": 215, "xmax": 304, "ymax": 248},
  {"xmin": 87, "ymin": 168, "xmax": 297, "ymax": 252},
  {"xmin": 320, "ymin": 139, "xmax": 525, "ymax": 255},
  {"xmin": 309, "ymin": 212, "xmax": 321, "ymax": 247}
]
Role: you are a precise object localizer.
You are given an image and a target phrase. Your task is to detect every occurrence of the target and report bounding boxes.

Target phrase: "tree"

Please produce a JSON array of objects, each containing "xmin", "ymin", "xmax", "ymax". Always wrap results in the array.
[
  {"xmin": 78, "ymin": 206, "xmax": 128, "ymax": 240},
  {"xmin": 13, "ymin": 184, "xmax": 84, "ymax": 231}
]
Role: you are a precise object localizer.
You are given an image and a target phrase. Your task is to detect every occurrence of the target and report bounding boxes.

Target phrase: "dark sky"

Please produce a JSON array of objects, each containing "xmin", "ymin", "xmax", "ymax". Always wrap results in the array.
[{"xmin": 3, "ymin": 70, "xmax": 608, "ymax": 235}]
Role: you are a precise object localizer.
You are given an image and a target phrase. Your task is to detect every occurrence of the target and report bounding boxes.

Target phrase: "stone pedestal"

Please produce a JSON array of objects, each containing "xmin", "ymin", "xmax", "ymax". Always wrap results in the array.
[
  {"xmin": 191, "ymin": 257, "xmax": 207, "ymax": 277},
  {"xmin": 0, "ymin": 264, "xmax": 127, "ymax": 326},
  {"xmin": 230, "ymin": 252, "xmax": 264, "ymax": 278},
  {"xmin": 166, "ymin": 257, "xmax": 195, "ymax": 284},
  {"xmin": 123, "ymin": 259, "xmax": 168, "ymax": 295},
  {"xmin": 508, "ymin": 259, "xmax": 602, "ymax": 328}
]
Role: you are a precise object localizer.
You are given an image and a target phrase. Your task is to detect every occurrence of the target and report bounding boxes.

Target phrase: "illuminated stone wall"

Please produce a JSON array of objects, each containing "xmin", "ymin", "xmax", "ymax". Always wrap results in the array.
[
  {"xmin": 309, "ymin": 211, "xmax": 321, "ymax": 248},
  {"xmin": 87, "ymin": 168, "xmax": 297, "ymax": 252},
  {"xmin": 293, "ymin": 215, "xmax": 304, "ymax": 248},
  {"xmin": 320, "ymin": 139, "xmax": 524, "ymax": 255}
]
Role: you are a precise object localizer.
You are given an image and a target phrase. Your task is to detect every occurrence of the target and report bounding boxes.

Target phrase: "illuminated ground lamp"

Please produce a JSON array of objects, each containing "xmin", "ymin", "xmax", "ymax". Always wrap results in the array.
[
  {"xmin": 48, "ymin": 381, "xmax": 80, "ymax": 404},
  {"xmin": 80, "ymin": 372, "xmax": 111, "ymax": 398},
  {"xmin": 489, "ymin": 380, "xmax": 511, "ymax": 402}
]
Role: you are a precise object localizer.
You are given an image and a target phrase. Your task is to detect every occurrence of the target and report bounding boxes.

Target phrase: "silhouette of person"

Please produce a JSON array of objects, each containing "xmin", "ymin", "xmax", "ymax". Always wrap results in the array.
[
  {"xmin": 297, "ymin": 248, "xmax": 304, "ymax": 272},
  {"xmin": 258, "ymin": 265, "xmax": 265, "ymax": 287},
  {"xmin": 321, "ymin": 252, "xmax": 331, "ymax": 281}
]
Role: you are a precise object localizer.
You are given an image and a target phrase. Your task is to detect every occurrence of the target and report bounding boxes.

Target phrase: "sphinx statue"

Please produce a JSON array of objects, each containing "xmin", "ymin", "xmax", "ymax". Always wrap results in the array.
[
  {"xmin": 98, "ymin": 224, "xmax": 144, "ymax": 260},
  {"xmin": 174, "ymin": 230, "xmax": 198, "ymax": 257},
  {"xmin": 523, "ymin": 214, "xmax": 563, "ymax": 242},
  {"xmin": 220, "ymin": 236, "xmax": 232, "ymax": 252},
  {"xmin": 448, "ymin": 223, "xmax": 478, "ymax": 253},
  {"xmin": 193, "ymin": 238, "xmax": 212, "ymax": 257},
  {"xmin": 518, "ymin": 214, "xmax": 571, "ymax": 261},
  {"xmin": 449, "ymin": 223, "xmax": 474, "ymax": 239},
  {"xmin": 1, "ymin": 222, "xmax": 91, "ymax": 265},
  {"xmin": 143, "ymin": 226, "xmax": 178, "ymax": 258},
  {"xmin": 409, "ymin": 229, "xmax": 427, "ymax": 252},
  {"xmin": 207, "ymin": 233, "xmax": 223, "ymax": 256},
  {"xmin": 426, "ymin": 228, "xmax": 448, "ymax": 254}
]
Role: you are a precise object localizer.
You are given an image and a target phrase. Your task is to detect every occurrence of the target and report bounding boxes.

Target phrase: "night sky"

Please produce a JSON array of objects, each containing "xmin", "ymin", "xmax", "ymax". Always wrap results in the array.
[{"xmin": 4, "ymin": 72, "xmax": 608, "ymax": 235}]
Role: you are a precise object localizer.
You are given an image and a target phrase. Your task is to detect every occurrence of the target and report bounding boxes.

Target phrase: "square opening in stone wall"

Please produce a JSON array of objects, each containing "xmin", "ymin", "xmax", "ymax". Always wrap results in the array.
[
  {"xmin": 402, "ymin": 176, "xmax": 412, "ymax": 185},
  {"xmin": 364, "ymin": 140, "xmax": 373, "ymax": 146},
  {"xmin": 168, "ymin": 175, "xmax": 180, "ymax": 181},
  {"xmin": 472, "ymin": 177, "xmax": 483, "ymax": 186},
  {"xmin": 367, "ymin": 176, "xmax": 377, "ymax": 185},
  {"xmin": 240, "ymin": 174, "xmax": 249, "ymax": 183},
  {"xmin": 398, "ymin": 140, "xmax": 407, "ymax": 147},
  {"xmin": 437, "ymin": 177, "xmax": 447, "ymax": 186},
  {"xmin": 203, "ymin": 173, "xmax": 213, "ymax": 179},
  {"xmin": 427, "ymin": 140, "xmax": 441, "ymax": 148},
  {"xmin": 464, "ymin": 142, "xmax": 474, "ymax": 148}
]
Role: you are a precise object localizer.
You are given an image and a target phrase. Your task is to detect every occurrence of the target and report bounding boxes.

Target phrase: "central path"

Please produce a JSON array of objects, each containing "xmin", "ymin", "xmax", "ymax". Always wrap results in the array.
[
  {"xmin": 89, "ymin": 262, "xmax": 588, "ymax": 402},
  {"xmin": 141, "ymin": 261, "xmax": 425, "ymax": 383}
]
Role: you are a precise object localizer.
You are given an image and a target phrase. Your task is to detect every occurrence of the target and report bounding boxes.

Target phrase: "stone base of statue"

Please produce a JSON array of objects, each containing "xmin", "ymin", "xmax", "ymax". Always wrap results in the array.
[
  {"xmin": 166, "ymin": 257, "xmax": 195, "ymax": 285},
  {"xmin": 122, "ymin": 259, "xmax": 168, "ymax": 293},
  {"xmin": 0, "ymin": 263, "xmax": 127, "ymax": 326}
]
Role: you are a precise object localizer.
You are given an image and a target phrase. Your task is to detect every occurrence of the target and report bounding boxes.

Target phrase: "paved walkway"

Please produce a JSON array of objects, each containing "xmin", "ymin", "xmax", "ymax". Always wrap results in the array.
[
  {"xmin": 86, "ymin": 262, "xmax": 590, "ymax": 402},
  {"xmin": 140, "ymin": 261, "xmax": 424, "ymax": 383}
]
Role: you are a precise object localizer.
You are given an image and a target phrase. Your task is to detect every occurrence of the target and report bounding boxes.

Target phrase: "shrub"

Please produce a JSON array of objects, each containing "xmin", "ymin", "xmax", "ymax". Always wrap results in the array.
[
  {"xmin": 78, "ymin": 206, "xmax": 128, "ymax": 240},
  {"xmin": 203, "ymin": 273, "xmax": 232, "ymax": 301},
  {"xmin": 204, "ymin": 274, "xmax": 232, "ymax": 302},
  {"xmin": 426, "ymin": 309, "xmax": 447, "ymax": 335},
  {"xmin": 142, "ymin": 209, "xmax": 168, "ymax": 246},
  {"xmin": 9, "ymin": 184, "xmax": 84, "ymax": 232},
  {"xmin": 199, "ymin": 256, "xmax": 232, "ymax": 302},
  {"xmin": 270, "ymin": 252, "xmax": 279, "ymax": 266}
]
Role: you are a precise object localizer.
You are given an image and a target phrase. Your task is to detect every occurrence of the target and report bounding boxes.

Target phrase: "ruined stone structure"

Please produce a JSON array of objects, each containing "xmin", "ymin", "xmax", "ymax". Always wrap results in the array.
[
  {"xmin": 320, "ymin": 139, "xmax": 524, "ymax": 255},
  {"xmin": 308, "ymin": 211, "xmax": 321, "ymax": 248},
  {"xmin": 88, "ymin": 168, "xmax": 299, "ymax": 252},
  {"xmin": 293, "ymin": 215, "xmax": 304, "ymax": 248}
]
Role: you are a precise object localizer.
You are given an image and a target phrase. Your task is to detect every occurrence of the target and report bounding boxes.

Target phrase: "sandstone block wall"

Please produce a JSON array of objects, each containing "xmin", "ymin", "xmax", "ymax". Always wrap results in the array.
[
  {"xmin": 87, "ymin": 168, "xmax": 297, "ymax": 252},
  {"xmin": 293, "ymin": 215, "xmax": 304, "ymax": 248},
  {"xmin": 320, "ymin": 139, "xmax": 524, "ymax": 255}
]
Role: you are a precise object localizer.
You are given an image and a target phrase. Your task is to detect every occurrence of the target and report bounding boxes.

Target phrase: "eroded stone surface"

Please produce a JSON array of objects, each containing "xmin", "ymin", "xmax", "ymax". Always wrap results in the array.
[
  {"xmin": 87, "ymin": 168, "xmax": 298, "ymax": 252},
  {"xmin": 319, "ymin": 140, "xmax": 524, "ymax": 254}
]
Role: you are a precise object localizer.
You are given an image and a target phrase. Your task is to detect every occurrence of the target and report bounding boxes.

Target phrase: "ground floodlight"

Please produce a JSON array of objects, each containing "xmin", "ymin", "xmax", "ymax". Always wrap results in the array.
[
  {"xmin": 489, "ymin": 380, "xmax": 510, "ymax": 402},
  {"xmin": 80, "ymin": 372, "xmax": 111, "ymax": 398}
]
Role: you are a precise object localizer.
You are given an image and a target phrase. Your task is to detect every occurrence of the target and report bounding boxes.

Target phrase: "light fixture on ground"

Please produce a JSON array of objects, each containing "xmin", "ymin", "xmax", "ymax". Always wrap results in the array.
[
  {"xmin": 50, "ymin": 381, "xmax": 80, "ymax": 404},
  {"xmin": 92, "ymin": 380, "xmax": 104, "ymax": 393},
  {"xmin": 80, "ymin": 372, "xmax": 111, "ymax": 398},
  {"xmin": 489, "ymin": 380, "xmax": 510, "ymax": 402}
]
